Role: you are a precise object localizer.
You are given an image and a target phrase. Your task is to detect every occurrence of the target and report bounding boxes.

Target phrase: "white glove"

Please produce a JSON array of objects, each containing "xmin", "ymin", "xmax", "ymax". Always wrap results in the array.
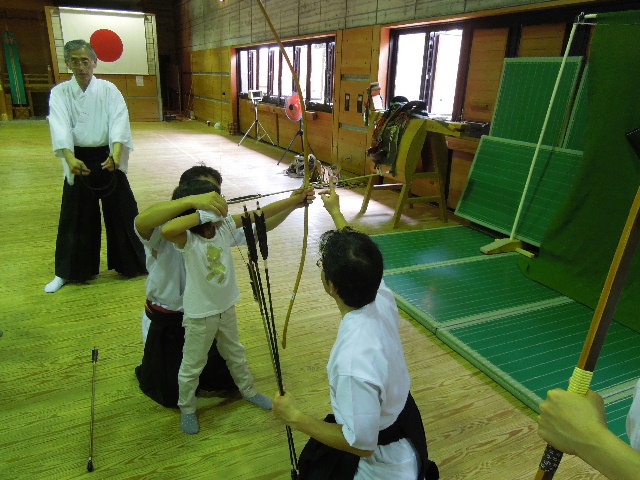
[{"xmin": 197, "ymin": 209, "xmax": 223, "ymax": 225}]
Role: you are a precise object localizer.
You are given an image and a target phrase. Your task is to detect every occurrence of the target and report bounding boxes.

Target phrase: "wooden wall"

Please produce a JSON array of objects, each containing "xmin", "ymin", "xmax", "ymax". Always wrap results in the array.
[
  {"xmin": 235, "ymin": 100, "xmax": 333, "ymax": 163},
  {"xmin": 186, "ymin": 19, "xmax": 570, "ymax": 185},
  {"xmin": 189, "ymin": 48, "xmax": 233, "ymax": 128},
  {"xmin": 45, "ymin": 76, "xmax": 161, "ymax": 122},
  {"xmin": 54, "ymin": 73, "xmax": 162, "ymax": 122},
  {"xmin": 443, "ymin": 26, "xmax": 511, "ymax": 208},
  {"xmin": 187, "ymin": 25, "xmax": 384, "ymax": 173},
  {"xmin": 444, "ymin": 21, "xmax": 569, "ymax": 209},
  {"xmin": 45, "ymin": 7, "xmax": 162, "ymax": 122},
  {"xmin": 330, "ymin": 26, "xmax": 377, "ymax": 174},
  {"xmin": 189, "ymin": 43, "xmax": 335, "ymax": 164},
  {"xmin": 0, "ymin": 3, "xmax": 163, "ymax": 122},
  {"xmin": 462, "ymin": 28, "xmax": 509, "ymax": 124},
  {"xmin": 180, "ymin": 0, "xmax": 615, "ymax": 207}
]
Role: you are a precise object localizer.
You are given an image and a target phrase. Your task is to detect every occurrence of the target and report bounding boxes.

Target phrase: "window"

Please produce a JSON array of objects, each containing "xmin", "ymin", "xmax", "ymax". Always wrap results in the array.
[
  {"xmin": 237, "ymin": 36, "xmax": 335, "ymax": 112},
  {"xmin": 388, "ymin": 5, "xmax": 599, "ymax": 122},
  {"xmin": 281, "ymin": 46, "xmax": 293, "ymax": 98},
  {"xmin": 309, "ymin": 42, "xmax": 328, "ymax": 103},
  {"xmin": 390, "ymin": 27, "xmax": 464, "ymax": 120},
  {"xmin": 239, "ymin": 50, "xmax": 249, "ymax": 93},
  {"xmin": 258, "ymin": 46, "xmax": 269, "ymax": 93}
]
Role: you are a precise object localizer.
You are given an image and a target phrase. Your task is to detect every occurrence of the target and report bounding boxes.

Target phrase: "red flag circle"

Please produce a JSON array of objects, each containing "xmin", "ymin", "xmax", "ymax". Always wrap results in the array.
[{"xmin": 90, "ymin": 29, "xmax": 123, "ymax": 63}]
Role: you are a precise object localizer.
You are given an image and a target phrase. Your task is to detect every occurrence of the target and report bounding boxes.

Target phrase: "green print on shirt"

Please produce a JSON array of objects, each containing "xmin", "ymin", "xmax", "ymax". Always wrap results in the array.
[{"xmin": 205, "ymin": 244, "xmax": 226, "ymax": 282}]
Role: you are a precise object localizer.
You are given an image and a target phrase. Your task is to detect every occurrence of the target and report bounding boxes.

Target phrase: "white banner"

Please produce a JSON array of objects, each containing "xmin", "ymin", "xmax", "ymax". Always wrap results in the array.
[{"xmin": 60, "ymin": 8, "xmax": 149, "ymax": 75}]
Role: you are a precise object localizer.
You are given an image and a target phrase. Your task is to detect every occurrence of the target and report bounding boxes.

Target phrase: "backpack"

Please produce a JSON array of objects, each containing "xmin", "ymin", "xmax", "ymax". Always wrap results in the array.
[{"xmin": 367, "ymin": 101, "xmax": 427, "ymax": 175}]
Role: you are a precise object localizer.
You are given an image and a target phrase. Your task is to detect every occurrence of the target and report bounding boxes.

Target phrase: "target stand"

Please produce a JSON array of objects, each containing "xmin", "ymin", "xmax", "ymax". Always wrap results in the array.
[
  {"xmin": 277, "ymin": 93, "xmax": 315, "ymax": 165},
  {"xmin": 238, "ymin": 90, "xmax": 275, "ymax": 147}
]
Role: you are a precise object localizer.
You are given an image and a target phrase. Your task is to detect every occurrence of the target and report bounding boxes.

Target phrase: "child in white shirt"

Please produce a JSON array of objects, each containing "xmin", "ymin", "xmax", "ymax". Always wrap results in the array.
[{"xmin": 162, "ymin": 178, "xmax": 313, "ymax": 434}]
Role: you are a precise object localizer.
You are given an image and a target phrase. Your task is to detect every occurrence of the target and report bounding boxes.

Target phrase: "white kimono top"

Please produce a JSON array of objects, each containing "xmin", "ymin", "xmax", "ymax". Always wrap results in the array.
[
  {"xmin": 327, "ymin": 280, "xmax": 418, "ymax": 480},
  {"xmin": 136, "ymin": 225, "xmax": 187, "ymax": 313},
  {"xmin": 135, "ymin": 220, "xmax": 249, "ymax": 313},
  {"xmin": 48, "ymin": 76, "xmax": 133, "ymax": 185},
  {"xmin": 178, "ymin": 215, "xmax": 241, "ymax": 319}
]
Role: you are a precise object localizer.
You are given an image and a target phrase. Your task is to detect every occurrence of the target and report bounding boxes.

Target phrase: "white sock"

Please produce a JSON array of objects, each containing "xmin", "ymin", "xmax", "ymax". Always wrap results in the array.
[{"xmin": 44, "ymin": 276, "xmax": 66, "ymax": 293}]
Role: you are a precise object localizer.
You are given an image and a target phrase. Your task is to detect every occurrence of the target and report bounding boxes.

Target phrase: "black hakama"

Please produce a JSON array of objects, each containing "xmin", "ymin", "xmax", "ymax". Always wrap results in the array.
[
  {"xmin": 54, "ymin": 145, "xmax": 146, "ymax": 282},
  {"xmin": 297, "ymin": 393, "xmax": 439, "ymax": 480},
  {"xmin": 135, "ymin": 301, "xmax": 236, "ymax": 408}
]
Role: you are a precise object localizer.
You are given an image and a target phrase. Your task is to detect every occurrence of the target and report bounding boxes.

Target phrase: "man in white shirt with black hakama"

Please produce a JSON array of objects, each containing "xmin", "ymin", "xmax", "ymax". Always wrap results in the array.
[
  {"xmin": 272, "ymin": 180, "xmax": 439, "ymax": 480},
  {"xmin": 45, "ymin": 39, "xmax": 146, "ymax": 293}
]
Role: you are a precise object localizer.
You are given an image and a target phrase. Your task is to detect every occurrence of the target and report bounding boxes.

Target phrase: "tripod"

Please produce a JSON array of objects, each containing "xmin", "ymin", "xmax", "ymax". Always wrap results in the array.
[
  {"xmin": 238, "ymin": 100, "xmax": 275, "ymax": 146},
  {"xmin": 277, "ymin": 119, "xmax": 316, "ymax": 165}
]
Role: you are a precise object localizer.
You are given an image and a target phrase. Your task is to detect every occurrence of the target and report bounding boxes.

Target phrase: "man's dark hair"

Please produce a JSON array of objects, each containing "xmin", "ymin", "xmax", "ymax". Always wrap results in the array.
[
  {"xmin": 318, "ymin": 227, "xmax": 383, "ymax": 309},
  {"xmin": 172, "ymin": 179, "xmax": 221, "ymax": 236},
  {"xmin": 64, "ymin": 40, "xmax": 97, "ymax": 61},
  {"xmin": 179, "ymin": 164, "xmax": 222, "ymax": 186}
]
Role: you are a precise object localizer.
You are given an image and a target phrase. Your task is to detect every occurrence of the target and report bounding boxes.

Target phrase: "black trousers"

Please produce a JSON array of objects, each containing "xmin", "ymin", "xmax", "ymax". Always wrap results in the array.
[
  {"xmin": 135, "ymin": 301, "xmax": 237, "ymax": 408},
  {"xmin": 298, "ymin": 393, "xmax": 439, "ymax": 480},
  {"xmin": 54, "ymin": 146, "xmax": 146, "ymax": 282}
]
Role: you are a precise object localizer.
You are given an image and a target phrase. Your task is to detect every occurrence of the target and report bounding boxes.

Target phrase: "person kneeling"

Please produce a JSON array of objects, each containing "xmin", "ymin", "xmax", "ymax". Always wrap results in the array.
[{"xmin": 273, "ymin": 180, "xmax": 439, "ymax": 480}]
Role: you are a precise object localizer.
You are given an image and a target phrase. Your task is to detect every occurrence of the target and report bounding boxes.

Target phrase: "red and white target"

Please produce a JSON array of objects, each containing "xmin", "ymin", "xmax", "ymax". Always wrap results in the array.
[{"xmin": 60, "ymin": 8, "xmax": 149, "ymax": 75}]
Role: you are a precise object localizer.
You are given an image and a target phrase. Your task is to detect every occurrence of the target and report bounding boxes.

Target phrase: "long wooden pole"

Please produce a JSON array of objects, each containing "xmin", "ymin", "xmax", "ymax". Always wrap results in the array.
[
  {"xmin": 254, "ymin": 0, "xmax": 310, "ymax": 350},
  {"xmin": 534, "ymin": 185, "xmax": 640, "ymax": 479},
  {"xmin": 253, "ymin": 1, "xmax": 309, "ymax": 477}
]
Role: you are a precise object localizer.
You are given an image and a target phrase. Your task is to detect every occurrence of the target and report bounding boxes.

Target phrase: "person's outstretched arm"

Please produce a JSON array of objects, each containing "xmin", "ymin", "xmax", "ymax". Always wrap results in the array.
[
  {"xmin": 232, "ymin": 187, "xmax": 315, "ymax": 229},
  {"xmin": 136, "ymin": 191, "xmax": 227, "ymax": 240},
  {"xmin": 273, "ymin": 392, "xmax": 373, "ymax": 457},
  {"xmin": 538, "ymin": 388, "xmax": 640, "ymax": 480},
  {"xmin": 264, "ymin": 187, "xmax": 315, "ymax": 231},
  {"xmin": 318, "ymin": 179, "xmax": 347, "ymax": 229}
]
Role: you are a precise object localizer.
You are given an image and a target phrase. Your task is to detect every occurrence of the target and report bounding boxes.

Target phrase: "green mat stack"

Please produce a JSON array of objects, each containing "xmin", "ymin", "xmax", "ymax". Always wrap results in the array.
[{"xmin": 455, "ymin": 57, "xmax": 586, "ymax": 247}]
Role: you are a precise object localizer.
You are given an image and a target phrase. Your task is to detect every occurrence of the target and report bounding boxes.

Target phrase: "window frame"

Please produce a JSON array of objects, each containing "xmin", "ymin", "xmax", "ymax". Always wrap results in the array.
[
  {"xmin": 387, "ymin": 4, "xmax": 602, "ymax": 122},
  {"xmin": 389, "ymin": 23, "xmax": 467, "ymax": 120},
  {"xmin": 237, "ymin": 36, "xmax": 335, "ymax": 113}
]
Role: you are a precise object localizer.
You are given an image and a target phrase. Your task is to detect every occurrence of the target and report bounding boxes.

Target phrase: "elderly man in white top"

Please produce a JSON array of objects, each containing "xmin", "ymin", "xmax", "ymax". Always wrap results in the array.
[{"xmin": 45, "ymin": 39, "xmax": 146, "ymax": 293}]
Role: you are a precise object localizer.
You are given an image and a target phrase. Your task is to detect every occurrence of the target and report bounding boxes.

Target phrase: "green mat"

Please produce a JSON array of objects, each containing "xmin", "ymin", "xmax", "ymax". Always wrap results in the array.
[
  {"xmin": 455, "ymin": 136, "xmax": 583, "ymax": 246},
  {"xmin": 384, "ymin": 254, "xmax": 565, "ymax": 331},
  {"xmin": 490, "ymin": 57, "xmax": 583, "ymax": 146},
  {"xmin": 373, "ymin": 225, "xmax": 495, "ymax": 271},
  {"xmin": 2, "ymin": 31, "xmax": 27, "ymax": 105},
  {"xmin": 437, "ymin": 300, "xmax": 640, "ymax": 441},
  {"xmin": 372, "ymin": 226, "xmax": 638, "ymax": 440}
]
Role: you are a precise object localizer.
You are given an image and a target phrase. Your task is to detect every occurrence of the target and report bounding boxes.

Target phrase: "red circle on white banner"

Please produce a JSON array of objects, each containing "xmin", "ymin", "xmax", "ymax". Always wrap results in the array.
[{"xmin": 90, "ymin": 29, "xmax": 123, "ymax": 63}]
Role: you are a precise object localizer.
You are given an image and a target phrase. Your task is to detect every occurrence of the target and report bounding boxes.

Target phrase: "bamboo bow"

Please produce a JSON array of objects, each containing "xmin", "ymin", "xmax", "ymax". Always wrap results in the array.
[{"xmin": 255, "ymin": 0, "xmax": 309, "ymax": 349}]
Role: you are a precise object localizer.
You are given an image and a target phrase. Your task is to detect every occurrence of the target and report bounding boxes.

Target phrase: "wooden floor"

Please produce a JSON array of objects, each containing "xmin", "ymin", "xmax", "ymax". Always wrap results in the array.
[{"xmin": 0, "ymin": 120, "xmax": 605, "ymax": 480}]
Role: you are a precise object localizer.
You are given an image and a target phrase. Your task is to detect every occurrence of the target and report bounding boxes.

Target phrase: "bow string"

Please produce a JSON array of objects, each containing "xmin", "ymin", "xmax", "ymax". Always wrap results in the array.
[{"xmin": 255, "ymin": 0, "xmax": 310, "ymax": 349}]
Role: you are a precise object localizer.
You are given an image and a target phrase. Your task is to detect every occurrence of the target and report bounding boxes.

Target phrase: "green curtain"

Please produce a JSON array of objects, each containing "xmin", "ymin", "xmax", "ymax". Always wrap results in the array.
[{"xmin": 522, "ymin": 10, "xmax": 640, "ymax": 332}]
